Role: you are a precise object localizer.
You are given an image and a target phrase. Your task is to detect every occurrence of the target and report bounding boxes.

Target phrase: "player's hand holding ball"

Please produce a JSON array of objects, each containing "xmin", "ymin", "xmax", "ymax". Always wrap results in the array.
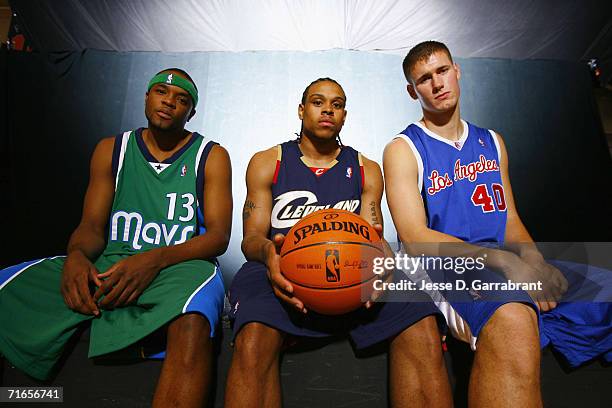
[{"xmin": 265, "ymin": 233, "xmax": 307, "ymax": 313}]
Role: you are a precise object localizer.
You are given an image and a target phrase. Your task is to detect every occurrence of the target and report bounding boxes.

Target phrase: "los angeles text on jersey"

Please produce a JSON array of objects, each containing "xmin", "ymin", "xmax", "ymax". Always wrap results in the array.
[
  {"xmin": 271, "ymin": 191, "xmax": 360, "ymax": 229},
  {"xmin": 427, "ymin": 155, "xmax": 499, "ymax": 195}
]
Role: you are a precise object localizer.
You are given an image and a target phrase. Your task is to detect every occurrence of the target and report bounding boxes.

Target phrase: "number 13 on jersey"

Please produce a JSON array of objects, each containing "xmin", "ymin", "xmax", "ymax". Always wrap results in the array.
[{"xmin": 471, "ymin": 183, "xmax": 506, "ymax": 213}]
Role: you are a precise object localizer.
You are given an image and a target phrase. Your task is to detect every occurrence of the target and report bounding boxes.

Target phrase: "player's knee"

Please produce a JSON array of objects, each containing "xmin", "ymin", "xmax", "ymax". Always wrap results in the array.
[
  {"xmin": 484, "ymin": 303, "xmax": 538, "ymax": 341},
  {"xmin": 480, "ymin": 303, "xmax": 540, "ymax": 369},
  {"xmin": 391, "ymin": 316, "xmax": 444, "ymax": 367},
  {"xmin": 168, "ymin": 313, "xmax": 213, "ymax": 356},
  {"xmin": 173, "ymin": 313, "xmax": 212, "ymax": 337},
  {"xmin": 233, "ymin": 323, "xmax": 282, "ymax": 368}
]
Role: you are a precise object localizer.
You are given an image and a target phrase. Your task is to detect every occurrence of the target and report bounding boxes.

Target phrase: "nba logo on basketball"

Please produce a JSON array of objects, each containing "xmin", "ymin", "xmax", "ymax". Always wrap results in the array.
[
  {"xmin": 346, "ymin": 167, "xmax": 352, "ymax": 178},
  {"xmin": 325, "ymin": 249, "xmax": 340, "ymax": 282},
  {"xmin": 180, "ymin": 164, "xmax": 187, "ymax": 177}
]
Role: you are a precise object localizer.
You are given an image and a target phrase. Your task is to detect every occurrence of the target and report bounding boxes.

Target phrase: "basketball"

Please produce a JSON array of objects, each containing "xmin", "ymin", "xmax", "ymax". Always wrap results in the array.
[{"xmin": 279, "ymin": 209, "xmax": 384, "ymax": 315}]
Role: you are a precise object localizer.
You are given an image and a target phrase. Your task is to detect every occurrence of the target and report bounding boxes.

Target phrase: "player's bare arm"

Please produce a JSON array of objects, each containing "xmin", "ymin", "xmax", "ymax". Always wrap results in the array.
[
  {"xmin": 241, "ymin": 147, "xmax": 306, "ymax": 313},
  {"xmin": 359, "ymin": 156, "xmax": 385, "ymax": 228},
  {"xmin": 241, "ymin": 148, "xmax": 277, "ymax": 262},
  {"xmin": 94, "ymin": 144, "xmax": 233, "ymax": 309},
  {"xmin": 495, "ymin": 132, "xmax": 567, "ymax": 309},
  {"xmin": 358, "ymin": 155, "xmax": 396, "ymax": 306},
  {"xmin": 61, "ymin": 136, "xmax": 116, "ymax": 316}
]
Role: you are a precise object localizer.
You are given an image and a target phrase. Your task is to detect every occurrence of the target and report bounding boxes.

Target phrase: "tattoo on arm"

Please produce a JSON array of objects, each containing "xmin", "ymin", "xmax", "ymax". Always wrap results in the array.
[
  {"xmin": 243, "ymin": 199, "xmax": 256, "ymax": 221},
  {"xmin": 369, "ymin": 201, "xmax": 379, "ymax": 224}
]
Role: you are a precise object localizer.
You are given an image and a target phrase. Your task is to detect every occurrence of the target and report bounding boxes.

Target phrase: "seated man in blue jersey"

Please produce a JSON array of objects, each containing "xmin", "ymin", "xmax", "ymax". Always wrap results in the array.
[
  {"xmin": 0, "ymin": 68, "xmax": 232, "ymax": 408},
  {"xmin": 224, "ymin": 78, "xmax": 453, "ymax": 407},
  {"xmin": 383, "ymin": 41, "xmax": 611, "ymax": 407}
]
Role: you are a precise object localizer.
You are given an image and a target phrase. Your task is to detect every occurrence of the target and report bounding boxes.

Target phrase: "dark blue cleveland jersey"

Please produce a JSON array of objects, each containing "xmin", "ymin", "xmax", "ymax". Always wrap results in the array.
[
  {"xmin": 398, "ymin": 120, "xmax": 507, "ymax": 244},
  {"xmin": 270, "ymin": 140, "xmax": 364, "ymax": 238}
]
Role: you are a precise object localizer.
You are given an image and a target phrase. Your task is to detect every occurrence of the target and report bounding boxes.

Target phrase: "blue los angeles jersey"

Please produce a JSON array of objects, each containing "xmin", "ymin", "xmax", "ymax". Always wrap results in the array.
[
  {"xmin": 270, "ymin": 140, "xmax": 364, "ymax": 238},
  {"xmin": 398, "ymin": 120, "xmax": 507, "ymax": 244}
]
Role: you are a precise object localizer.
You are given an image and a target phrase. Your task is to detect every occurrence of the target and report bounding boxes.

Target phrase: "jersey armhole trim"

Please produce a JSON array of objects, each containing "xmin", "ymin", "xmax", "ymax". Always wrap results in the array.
[
  {"xmin": 357, "ymin": 152, "xmax": 365, "ymax": 189},
  {"xmin": 194, "ymin": 136, "xmax": 208, "ymax": 177},
  {"xmin": 489, "ymin": 130, "xmax": 502, "ymax": 163},
  {"xmin": 114, "ymin": 131, "xmax": 132, "ymax": 191},
  {"xmin": 394, "ymin": 134, "xmax": 424, "ymax": 193},
  {"xmin": 272, "ymin": 145, "xmax": 282, "ymax": 184},
  {"xmin": 196, "ymin": 139, "xmax": 219, "ymax": 224}
]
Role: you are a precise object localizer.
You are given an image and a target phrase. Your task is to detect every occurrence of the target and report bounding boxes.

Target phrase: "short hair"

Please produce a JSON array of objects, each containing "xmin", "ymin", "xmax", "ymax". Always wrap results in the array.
[
  {"xmin": 297, "ymin": 77, "xmax": 346, "ymax": 145},
  {"xmin": 402, "ymin": 41, "xmax": 453, "ymax": 83},
  {"xmin": 301, "ymin": 77, "xmax": 345, "ymax": 105},
  {"xmin": 155, "ymin": 67, "xmax": 198, "ymax": 91}
]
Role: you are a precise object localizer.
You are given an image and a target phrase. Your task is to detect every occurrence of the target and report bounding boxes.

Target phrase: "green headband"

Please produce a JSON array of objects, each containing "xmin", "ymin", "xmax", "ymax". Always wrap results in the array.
[{"xmin": 147, "ymin": 72, "xmax": 198, "ymax": 107}]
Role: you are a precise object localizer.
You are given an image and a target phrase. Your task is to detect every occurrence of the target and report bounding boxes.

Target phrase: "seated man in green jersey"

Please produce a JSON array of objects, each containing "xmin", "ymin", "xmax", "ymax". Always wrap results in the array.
[{"xmin": 0, "ymin": 68, "xmax": 232, "ymax": 408}]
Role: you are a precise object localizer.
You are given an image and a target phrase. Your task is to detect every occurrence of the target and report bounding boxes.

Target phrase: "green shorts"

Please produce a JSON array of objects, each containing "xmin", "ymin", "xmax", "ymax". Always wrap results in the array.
[{"xmin": 0, "ymin": 254, "xmax": 224, "ymax": 380}]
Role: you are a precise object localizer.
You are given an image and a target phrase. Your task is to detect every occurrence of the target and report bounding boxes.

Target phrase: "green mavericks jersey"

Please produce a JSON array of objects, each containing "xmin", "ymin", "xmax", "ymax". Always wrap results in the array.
[
  {"xmin": 0, "ymin": 128, "xmax": 224, "ymax": 380},
  {"xmin": 107, "ymin": 128, "xmax": 215, "ymax": 256}
]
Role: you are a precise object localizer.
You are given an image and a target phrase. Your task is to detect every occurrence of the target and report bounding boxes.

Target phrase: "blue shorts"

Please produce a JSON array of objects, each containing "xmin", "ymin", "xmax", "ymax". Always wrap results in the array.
[
  {"xmin": 539, "ymin": 260, "xmax": 612, "ymax": 367},
  {"xmin": 228, "ymin": 261, "xmax": 441, "ymax": 350},
  {"xmin": 405, "ymin": 264, "xmax": 538, "ymax": 348},
  {"xmin": 418, "ymin": 259, "xmax": 611, "ymax": 360}
]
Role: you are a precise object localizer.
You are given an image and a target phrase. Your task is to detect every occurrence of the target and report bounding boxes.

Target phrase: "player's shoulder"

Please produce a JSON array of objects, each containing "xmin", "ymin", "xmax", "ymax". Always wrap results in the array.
[
  {"xmin": 97, "ymin": 135, "xmax": 116, "ymax": 148},
  {"xmin": 384, "ymin": 122, "xmax": 421, "ymax": 150},
  {"xmin": 466, "ymin": 121, "xmax": 500, "ymax": 138},
  {"xmin": 203, "ymin": 144, "xmax": 231, "ymax": 173},
  {"xmin": 208, "ymin": 143, "xmax": 230, "ymax": 159},
  {"xmin": 246, "ymin": 145, "xmax": 281, "ymax": 181},
  {"xmin": 385, "ymin": 135, "xmax": 410, "ymax": 149},
  {"xmin": 358, "ymin": 153, "xmax": 381, "ymax": 173},
  {"xmin": 92, "ymin": 136, "xmax": 116, "ymax": 159},
  {"xmin": 251, "ymin": 145, "xmax": 280, "ymax": 164},
  {"xmin": 469, "ymin": 122, "xmax": 505, "ymax": 146},
  {"xmin": 383, "ymin": 133, "xmax": 417, "ymax": 159}
]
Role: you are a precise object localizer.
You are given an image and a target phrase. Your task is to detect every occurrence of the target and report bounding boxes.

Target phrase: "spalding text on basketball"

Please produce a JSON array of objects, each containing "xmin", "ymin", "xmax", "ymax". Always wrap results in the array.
[{"xmin": 293, "ymin": 221, "xmax": 371, "ymax": 245}]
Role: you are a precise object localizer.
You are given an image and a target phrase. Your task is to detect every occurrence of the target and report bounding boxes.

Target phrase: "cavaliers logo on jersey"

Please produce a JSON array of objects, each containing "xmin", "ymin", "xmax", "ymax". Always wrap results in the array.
[{"xmin": 271, "ymin": 191, "xmax": 360, "ymax": 229}]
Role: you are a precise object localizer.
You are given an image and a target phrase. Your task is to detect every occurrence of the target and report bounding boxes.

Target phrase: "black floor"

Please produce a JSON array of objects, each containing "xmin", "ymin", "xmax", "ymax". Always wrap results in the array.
[{"xmin": 1, "ymin": 326, "xmax": 610, "ymax": 407}]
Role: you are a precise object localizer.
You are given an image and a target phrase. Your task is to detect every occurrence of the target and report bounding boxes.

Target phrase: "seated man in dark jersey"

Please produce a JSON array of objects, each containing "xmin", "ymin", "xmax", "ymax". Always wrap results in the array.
[
  {"xmin": 224, "ymin": 78, "xmax": 452, "ymax": 408},
  {"xmin": 0, "ymin": 68, "xmax": 232, "ymax": 407}
]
